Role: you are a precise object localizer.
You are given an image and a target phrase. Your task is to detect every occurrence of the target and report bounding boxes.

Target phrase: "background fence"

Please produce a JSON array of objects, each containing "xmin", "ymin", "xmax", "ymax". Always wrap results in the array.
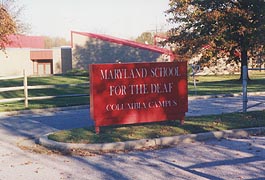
[{"xmin": 0, "ymin": 72, "xmax": 89, "ymax": 108}]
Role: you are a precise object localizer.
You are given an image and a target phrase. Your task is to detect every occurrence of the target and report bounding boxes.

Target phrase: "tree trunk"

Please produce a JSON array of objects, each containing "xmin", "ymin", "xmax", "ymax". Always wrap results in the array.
[{"xmin": 239, "ymin": 40, "xmax": 250, "ymax": 80}]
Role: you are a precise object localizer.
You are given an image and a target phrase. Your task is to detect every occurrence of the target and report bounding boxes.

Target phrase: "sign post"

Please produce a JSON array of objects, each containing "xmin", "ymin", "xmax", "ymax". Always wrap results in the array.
[{"xmin": 90, "ymin": 61, "xmax": 188, "ymax": 133}]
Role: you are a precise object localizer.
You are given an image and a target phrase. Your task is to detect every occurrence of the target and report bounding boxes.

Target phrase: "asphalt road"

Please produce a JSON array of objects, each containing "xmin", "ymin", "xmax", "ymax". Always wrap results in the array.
[{"xmin": 0, "ymin": 95, "xmax": 264, "ymax": 179}]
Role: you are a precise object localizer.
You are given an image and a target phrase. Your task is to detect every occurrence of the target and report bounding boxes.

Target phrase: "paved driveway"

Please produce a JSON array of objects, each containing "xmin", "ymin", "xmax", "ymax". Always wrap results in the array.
[{"xmin": 0, "ymin": 131, "xmax": 264, "ymax": 179}]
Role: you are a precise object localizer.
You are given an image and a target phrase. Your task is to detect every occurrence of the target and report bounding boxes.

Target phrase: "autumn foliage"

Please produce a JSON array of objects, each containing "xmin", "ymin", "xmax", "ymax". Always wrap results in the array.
[
  {"xmin": 0, "ymin": 4, "xmax": 17, "ymax": 50},
  {"xmin": 166, "ymin": 0, "xmax": 265, "ymax": 69}
]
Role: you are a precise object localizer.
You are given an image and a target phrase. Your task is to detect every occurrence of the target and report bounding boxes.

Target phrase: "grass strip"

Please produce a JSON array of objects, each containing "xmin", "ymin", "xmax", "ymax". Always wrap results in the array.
[{"xmin": 48, "ymin": 111, "xmax": 265, "ymax": 144}]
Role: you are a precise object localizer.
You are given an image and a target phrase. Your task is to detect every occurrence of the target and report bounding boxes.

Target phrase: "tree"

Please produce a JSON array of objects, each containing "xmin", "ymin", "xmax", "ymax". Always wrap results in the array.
[
  {"xmin": 0, "ymin": 3, "xmax": 16, "ymax": 50},
  {"xmin": 135, "ymin": 32, "xmax": 154, "ymax": 45},
  {"xmin": 44, "ymin": 36, "xmax": 70, "ymax": 49},
  {"xmin": 0, "ymin": 0, "xmax": 27, "ymax": 50},
  {"xmin": 166, "ymin": 0, "xmax": 265, "ymax": 78}
]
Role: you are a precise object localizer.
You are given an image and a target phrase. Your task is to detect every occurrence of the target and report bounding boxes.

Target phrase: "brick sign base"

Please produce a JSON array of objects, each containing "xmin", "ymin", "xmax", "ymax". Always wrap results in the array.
[{"xmin": 89, "ymin": 61, "xmax": 188, "ymax": 133}]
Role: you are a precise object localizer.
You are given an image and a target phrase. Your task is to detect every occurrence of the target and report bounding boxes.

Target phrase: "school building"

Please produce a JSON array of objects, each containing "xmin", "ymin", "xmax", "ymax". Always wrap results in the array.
[{"xmin": 0, "ymin": 32, "xmax": 173, "ymax": 77}]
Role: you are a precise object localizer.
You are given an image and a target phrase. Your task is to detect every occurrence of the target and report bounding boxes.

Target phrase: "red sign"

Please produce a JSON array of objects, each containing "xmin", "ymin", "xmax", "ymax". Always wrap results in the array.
[{"xmin": 90, "ymin": 61, "xmax": 188, "ymax": 133}]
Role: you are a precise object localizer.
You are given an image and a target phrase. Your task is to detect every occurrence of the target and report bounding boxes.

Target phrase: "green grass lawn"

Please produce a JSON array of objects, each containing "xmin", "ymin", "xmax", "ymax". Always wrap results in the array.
[
  {"xmin": 0, "ymin": 72, "xmax": 265, "ymax": 112},
  {"xmin": 188, "ymin": 72, "xmax": 265, "ymax": 95},
  {"xmin": 0, "ymin": 74, "xmax": 88, "ymax": 87},
  {"xmin": 48, "ymin": 111, "xmax": 265, "ymax": 144}
]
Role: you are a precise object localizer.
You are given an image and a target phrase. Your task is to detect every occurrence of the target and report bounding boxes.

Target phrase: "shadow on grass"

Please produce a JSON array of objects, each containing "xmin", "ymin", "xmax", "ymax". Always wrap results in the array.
[
  {"xmin": 188, "ymin": 77, "xmax": 265, "ymax": 96},
  {"xmin": 48, "ymin": 111, "xmax": 265, "ymax": 144}
]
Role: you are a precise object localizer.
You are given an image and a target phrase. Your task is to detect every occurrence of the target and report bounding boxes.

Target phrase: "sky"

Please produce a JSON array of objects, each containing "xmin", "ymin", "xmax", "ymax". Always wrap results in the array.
[{"xmin": 19, "ymin": 0, "xmax": 171, "ymax": 40}]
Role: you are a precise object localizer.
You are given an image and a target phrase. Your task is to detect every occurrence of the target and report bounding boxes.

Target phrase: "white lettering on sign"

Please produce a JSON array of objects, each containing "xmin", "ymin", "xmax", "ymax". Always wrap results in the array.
[
  {"xmin": 150, "ymin": 83, "xmax": 173, "ymax": 93},
  {"xmin": 105, "ymin": 100, "xmax": 178, "ymax": 111},
  {"xmin": 100, "ymin": 66, "xmax": 179, "ymax": 80},
  {"xmin": 127, "ymin": 102, "xmax": 147, "ymax": 109},
  {"xmin": 100, "ymin": 68, "xmax": 148, "ymax": 80},
  {"xmin": 109, "ymin": 85, "xmax": 127, "ymax": 96},
  {"xmin": 129, "ymin": 84, "xmax": 149, "ymax": 95},
  {"xmin": 109, "ymin": 83, "xmax": 174, "ymax": 96},
  {"xmin": 148, "ymin": 100, "xmax": 177, "ymax": 108},
  {"xmin": 150, "ymin": 67, "xmax": 179, "ymax": 78},
  {"xmin": 98, "ymin": 64, "xmax": 183, "ymax": 112},
  {"xmin": 106, "ymin": 104, "xmax": 124, "ymax": 111}
]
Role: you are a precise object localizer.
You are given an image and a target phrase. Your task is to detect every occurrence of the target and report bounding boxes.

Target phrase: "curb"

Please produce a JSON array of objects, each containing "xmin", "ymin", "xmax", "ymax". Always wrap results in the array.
[{"xmin": 39, "ymin": 127, "xmax": 265, "ymax": 153}]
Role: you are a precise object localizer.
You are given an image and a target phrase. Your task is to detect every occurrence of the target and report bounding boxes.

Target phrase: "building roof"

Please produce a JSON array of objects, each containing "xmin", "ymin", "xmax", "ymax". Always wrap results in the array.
[
  {"xmin": 71, "ymin": 31, "xmax": 174, "ymax": 57},
  {"xmin": 5, "ymin": 34, "xmax": 45, "ymax": 49}
]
